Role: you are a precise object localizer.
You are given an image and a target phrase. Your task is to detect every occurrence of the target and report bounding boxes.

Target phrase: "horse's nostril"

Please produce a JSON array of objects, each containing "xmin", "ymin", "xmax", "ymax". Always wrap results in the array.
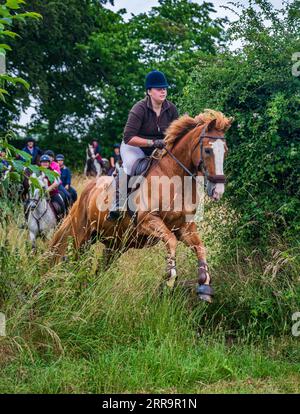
[{"xmin": 212, "ymin": 190, "xmax": 220, "ymax": 201}]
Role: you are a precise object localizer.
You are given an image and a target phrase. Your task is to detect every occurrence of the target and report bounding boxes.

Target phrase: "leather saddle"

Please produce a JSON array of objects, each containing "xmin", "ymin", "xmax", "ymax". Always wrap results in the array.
[
  {"xmin": 131, "ymin": 156, "xmax": 153, "ymax": 177},
  {"xmin": 50, "ymin": 195, "xmax": 65, "ymax": 220}
]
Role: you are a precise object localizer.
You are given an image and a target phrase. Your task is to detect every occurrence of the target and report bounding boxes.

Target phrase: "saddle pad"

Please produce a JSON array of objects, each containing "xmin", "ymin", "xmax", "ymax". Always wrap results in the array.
[
  {"xmin": 131, "ymin": 157, "xmax": 152, "ymax": 177},
  {"xmin": 50, "ymin": 201, "xmax": 62, "ymax": 218}
]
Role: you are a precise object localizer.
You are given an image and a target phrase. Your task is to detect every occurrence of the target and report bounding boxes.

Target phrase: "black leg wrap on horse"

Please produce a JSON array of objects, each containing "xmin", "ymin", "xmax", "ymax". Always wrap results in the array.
[{"xmin": 196, "ymin": 284, "xmax": 214, "ymax": 297}]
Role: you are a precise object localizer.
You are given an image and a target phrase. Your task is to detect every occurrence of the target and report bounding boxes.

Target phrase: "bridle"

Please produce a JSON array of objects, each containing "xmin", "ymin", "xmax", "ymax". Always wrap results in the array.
[
  {"xmin": 164, "ymin": 125, "xmax": 227, "ymax": 184},
  {"xmin": 27, "ymin": 183, "xmax": 50, "ymax": 232}
]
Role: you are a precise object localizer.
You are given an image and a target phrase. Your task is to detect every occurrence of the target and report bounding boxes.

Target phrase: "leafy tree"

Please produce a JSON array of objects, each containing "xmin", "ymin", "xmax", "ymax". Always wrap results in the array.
[
  {"xmin": 83, "ymin": 0, "xmax": 228, "ymax": 152},
  {"xmin": 1, "ymin": 0, "xmax": 228, "ymax": 167},
  {"xmin": 0, "ymin": 0, "xmax": 114, "ymax": 136},
  {"xmin": 0, "ymin": 0, "xmax": 40, "ymax": 101},
  {"xmin": 129, "ymin": 0, "xmax": 228, "ymax": 94},
  {"xmin": 0, "ymin": 1, "xmax": 55, "ymax": 187}
]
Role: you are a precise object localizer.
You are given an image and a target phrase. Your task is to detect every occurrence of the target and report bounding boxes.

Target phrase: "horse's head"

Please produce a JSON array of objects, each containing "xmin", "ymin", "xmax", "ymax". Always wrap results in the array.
[
  {"xmin": 28, "ymin": 172, "xmax": 48, "ymax": 210},
  {"xmin": 192, "ymin": 110, "xmax": 232, "ymax": 201}
]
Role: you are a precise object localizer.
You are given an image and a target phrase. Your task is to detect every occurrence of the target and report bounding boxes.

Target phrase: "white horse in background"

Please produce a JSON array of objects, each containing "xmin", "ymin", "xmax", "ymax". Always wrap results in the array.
[{"xmin": 26, "ymin": 173, "xmax": 58, "ymax": 250}]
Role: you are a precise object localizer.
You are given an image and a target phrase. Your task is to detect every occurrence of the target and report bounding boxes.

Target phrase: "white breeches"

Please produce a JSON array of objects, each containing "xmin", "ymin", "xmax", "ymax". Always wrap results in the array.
[{"xmin": 120, "ymin": 141, "xmax": 146, "ymax": 175}]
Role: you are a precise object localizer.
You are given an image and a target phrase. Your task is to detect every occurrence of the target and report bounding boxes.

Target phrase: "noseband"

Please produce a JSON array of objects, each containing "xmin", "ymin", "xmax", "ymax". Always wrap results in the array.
[{"xmin": 164, "ymin": 125, "xmax": 227, "ymax": 184}]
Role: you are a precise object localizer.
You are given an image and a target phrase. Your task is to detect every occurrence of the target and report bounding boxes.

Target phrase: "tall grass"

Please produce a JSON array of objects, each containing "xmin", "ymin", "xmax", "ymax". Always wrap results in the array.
[{"xmin": 0, "ymin": 176, "xmax": 299, "ymax": 393}]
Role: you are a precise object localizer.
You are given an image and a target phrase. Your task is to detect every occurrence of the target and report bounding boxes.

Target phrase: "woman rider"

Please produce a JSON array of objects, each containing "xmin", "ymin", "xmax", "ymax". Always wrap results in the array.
[
  {"xmin": 44, "ymin": 150, "xmax": 71, "ymax": 208},
  {"xmin": 107, "ymin": 70, "xmax": 179, "ymax": 221},
  {"xmin": 108, "ymin": 143, "xmax": 122, "ymax": 176},
  {"xmin": 40, "ymin": 154, "xmax": 66, "ymax": 216},
  {"xmin": 55, "ymin": 154, "xmax": 78, "ymax": 203}
]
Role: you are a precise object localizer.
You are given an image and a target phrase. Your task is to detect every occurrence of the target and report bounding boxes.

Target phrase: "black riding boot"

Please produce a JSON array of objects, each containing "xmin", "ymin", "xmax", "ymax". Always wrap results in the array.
[{"xmin": 107, "ymin": 172, "xmax": 127, "ymax": 221}]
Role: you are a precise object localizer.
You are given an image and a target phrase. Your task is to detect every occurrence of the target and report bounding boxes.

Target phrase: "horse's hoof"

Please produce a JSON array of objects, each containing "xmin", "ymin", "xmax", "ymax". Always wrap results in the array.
[
  {"xmin": 196, "ymin": 284, "xmax": 214, "ymax": 304},
  {"xmin": 198, "ymin": 294, "xmax": 213, "ymax": 304}
]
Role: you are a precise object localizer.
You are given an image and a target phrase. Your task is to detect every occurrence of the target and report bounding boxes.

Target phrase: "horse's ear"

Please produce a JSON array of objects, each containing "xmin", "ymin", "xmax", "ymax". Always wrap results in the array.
[{"xmin": 207, "ymin": 119, "xmax": 217, "ymax": 132}]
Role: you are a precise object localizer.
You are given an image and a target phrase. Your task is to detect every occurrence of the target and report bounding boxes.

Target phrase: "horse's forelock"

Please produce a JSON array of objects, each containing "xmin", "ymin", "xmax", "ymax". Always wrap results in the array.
[
  {"xmin": 195, "ymin": 109, "xmax": 232, "ymax": 132},
  {"xmin": 164, "ymin": 110, "xmax": 232, "ymax": 150}
]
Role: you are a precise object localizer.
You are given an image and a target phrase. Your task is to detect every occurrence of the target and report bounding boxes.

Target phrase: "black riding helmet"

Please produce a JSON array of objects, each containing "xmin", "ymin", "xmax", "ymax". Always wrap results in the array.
[
  {"xmin": 40, "ymin": 154, "xmax": 51, "ymax": 163},
  {"xmin": 25, "ymin": 136, "xmax": 36, "ymax": 144}
]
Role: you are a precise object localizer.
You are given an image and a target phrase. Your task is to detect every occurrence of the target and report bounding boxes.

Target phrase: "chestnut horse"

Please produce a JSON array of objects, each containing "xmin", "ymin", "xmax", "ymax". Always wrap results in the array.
[{"xmin": 50, "ymin": 110, "xmax": 231, "ymax": 302}]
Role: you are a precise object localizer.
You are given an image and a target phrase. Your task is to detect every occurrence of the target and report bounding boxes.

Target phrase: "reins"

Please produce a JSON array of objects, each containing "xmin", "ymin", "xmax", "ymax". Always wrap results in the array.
[{"xmin": 164, "ymin": 147, "xmax": 198, "ymax": 181}]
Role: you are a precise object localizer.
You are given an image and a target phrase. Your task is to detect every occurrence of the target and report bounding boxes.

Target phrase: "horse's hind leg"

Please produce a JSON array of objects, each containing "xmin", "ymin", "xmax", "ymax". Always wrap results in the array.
[
  {"xmin": 176, "ymin": 222, "xmax": 213, "ymax": 303},
  {"xmin": 102, "ymin": 247, "xmax": 118, "ymax": 271}
]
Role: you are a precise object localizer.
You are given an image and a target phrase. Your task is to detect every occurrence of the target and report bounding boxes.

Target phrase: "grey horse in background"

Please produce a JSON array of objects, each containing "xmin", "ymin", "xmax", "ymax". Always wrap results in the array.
[{"xmin": 26, "ymin": 173, "xmax": 58, "ymax": 250}]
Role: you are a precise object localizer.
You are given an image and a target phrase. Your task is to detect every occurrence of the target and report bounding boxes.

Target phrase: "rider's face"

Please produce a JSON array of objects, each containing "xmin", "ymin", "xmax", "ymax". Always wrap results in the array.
[
  {"xmin": 27, "ymin": 141, "xmax": 34, "ymax": 148},
  {"xmin": 57, "ymin": 160, "xmax": 64, "ymax": 167},
  {"xmin": 148, "ymin": 88, "xmax": 167, "ymax": 104},
  {"xmin": 41, "ymin": 161, "xmax": 50, "ymax": 169}
]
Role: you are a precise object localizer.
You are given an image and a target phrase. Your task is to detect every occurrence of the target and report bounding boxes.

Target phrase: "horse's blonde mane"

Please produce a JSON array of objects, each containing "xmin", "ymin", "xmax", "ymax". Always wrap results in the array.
[{"xmin": 164, "ymin": 109, "xmax": 233, "ymax": 149}]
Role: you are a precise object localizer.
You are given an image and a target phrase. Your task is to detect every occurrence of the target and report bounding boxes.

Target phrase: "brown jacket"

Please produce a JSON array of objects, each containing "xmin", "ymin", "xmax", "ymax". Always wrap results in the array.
[{"xmin": 123, "ymin": 95, "xmax": 179, "ymax": 155}]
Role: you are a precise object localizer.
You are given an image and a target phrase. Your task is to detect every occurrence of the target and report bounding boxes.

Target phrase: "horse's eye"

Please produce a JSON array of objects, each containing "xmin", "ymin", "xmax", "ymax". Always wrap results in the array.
[{"xmin": 204, "ymin": 148, "xmax": 212, "ymax": 155}]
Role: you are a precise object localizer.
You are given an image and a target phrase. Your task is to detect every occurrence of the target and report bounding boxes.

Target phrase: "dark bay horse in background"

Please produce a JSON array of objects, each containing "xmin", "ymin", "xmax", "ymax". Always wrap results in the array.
[{"xmin": 50, "ymin": 110, "xmax": 232, "ymax": 303}]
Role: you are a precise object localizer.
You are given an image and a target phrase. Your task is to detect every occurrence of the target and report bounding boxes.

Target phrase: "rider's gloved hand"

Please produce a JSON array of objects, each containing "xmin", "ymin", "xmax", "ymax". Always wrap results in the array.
[{"xmin": 153, "ymin": 139, "xmax": 165, "ymax": 149}]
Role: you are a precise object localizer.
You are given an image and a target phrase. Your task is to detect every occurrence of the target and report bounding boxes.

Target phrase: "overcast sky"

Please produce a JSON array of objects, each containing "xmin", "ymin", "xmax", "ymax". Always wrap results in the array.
[
  {"xmin": 20, "ymin": 0, "xmax": 285, "ymax": 126},
  {"xmin": 106, "ymin": 0, "xmax": 285, "ymax": 22}
]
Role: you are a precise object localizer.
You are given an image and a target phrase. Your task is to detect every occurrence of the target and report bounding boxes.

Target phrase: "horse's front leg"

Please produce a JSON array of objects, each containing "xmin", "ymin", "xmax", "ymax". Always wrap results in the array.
[
  {"xmin": 138, "ymin": 214, "xmax": 178, "ymax": 288},
  {"xmin": 176, "ymin": 221, "xmax": 214, "ymax": 303},
  {"xmin": 27, "ymin": 214, "xmax": 38, "ymax": 252},
  {"xmin": 29, "ymin": 229, "xmax": 37, "ymax": 252}
]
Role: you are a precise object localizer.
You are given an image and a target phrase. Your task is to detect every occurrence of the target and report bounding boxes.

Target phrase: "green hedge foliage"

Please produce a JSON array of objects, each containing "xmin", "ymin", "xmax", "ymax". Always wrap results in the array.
[{"xmin": 179, "ymin": 1, "xmax": 300, "ymax": 244}]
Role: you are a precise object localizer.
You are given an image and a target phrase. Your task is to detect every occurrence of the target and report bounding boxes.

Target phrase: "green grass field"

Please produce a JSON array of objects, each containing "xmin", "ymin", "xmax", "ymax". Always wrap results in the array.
[{"xmin": 0, "ymin": 176, "xmax": 299, "ymax": 393}]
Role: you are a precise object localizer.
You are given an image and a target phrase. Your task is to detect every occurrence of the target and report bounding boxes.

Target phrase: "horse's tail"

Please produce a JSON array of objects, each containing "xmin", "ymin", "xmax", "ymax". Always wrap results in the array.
[{"xmin": 49, "ymin": 179, "xmax": 96, "ymax": 262}]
